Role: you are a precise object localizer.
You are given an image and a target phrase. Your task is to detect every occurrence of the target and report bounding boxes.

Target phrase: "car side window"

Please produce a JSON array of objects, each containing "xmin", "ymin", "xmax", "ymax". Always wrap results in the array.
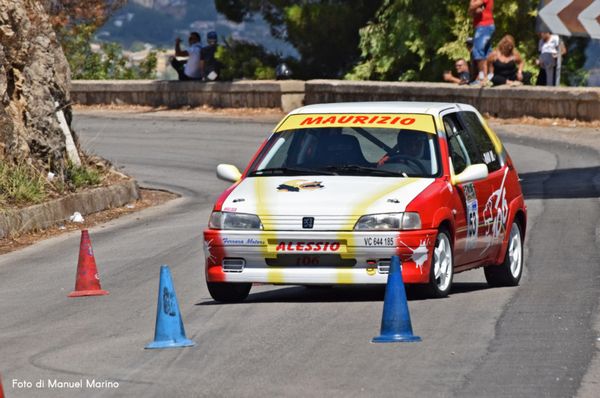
[
  {"xmin": 443, "ymin": 113, "xmax": 479, "ymax": 175},
  {"xmin": 459, "ymin": 111, "xmax": 502, "ymax": 172}
]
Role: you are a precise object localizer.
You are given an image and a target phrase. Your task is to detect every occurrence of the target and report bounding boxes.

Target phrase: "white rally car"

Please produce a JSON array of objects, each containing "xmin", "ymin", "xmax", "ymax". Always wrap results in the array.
[{"xmin": 204, "ymin": 102, "xmax": 527, "ymax": 302}]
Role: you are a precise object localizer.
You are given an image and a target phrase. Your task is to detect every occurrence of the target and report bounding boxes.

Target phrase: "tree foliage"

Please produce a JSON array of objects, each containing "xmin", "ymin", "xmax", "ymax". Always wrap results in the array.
[
  {"xmin": 45, "ymin": 0, "xmax": 126, "ymax": 30},
  {"xmin": 216, "ymin": 39, "xmax": 279, "ymax": 80},
  {"xmin": 347, "ymin": 0, "xmax": 587, "ymax": 83},
  {"xmin": 46, "ymin": 0, "xmax": 156, "ymax": 80},
  {"xmin": 215, "ymin": 0, "xmax": 383, "ymax": 78},
  {"xmin": 348, "ymin": 0, "xmax": 539, "ymax": 81}
]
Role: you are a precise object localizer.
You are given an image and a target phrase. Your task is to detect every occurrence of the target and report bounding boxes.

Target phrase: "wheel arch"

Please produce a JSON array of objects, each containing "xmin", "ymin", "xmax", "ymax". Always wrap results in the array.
[
  {"xmin": 495, "ymin": 197, "xmax": 526, "ymax": 264},
  {"xmin": 432, "ymin": 207, "xmax": 455, "ymax": 245}
]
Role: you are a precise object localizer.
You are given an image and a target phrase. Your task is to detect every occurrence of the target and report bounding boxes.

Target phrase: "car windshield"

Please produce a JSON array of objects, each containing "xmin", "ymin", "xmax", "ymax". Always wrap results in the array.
[{"xmin": 248, "ymin": 126, "xmax": 440, "ymax": 178}]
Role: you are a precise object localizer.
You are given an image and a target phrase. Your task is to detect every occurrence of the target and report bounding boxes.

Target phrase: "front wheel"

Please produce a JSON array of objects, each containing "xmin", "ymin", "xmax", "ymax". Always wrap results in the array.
[
  {"xmin": 424, "ymin": 228, "xmax": 454, "ymax": 298},
  {"xmin": 207, "ymin": 282, "xmax": 251, "ymax": 303},
  {"xmin": 484, "ymin": 221, "xmax": 524, "ymax": 287}
]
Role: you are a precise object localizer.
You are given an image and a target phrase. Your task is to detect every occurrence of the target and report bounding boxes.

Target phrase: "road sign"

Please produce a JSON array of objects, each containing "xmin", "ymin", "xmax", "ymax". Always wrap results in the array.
[{"xmin": 537, "ymin": 0, "xmax": 600, "ymax": 39}]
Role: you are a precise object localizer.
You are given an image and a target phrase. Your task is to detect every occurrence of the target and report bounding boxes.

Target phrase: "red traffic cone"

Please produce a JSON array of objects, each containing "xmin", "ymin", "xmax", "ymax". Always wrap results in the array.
[{"xmin": 68, "ymin": 230, "xmax": 109, "ymax": 297}]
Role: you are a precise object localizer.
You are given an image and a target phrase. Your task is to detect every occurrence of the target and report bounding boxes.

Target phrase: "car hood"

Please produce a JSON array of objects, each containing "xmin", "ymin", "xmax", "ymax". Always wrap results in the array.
[{"xmin": 220, "ymin": 176, "xmax": 434, "ymax": 230}]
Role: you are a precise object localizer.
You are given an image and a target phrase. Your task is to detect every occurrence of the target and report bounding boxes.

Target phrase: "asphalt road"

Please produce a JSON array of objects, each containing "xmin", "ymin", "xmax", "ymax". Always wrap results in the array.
[{"xmin": 0, "ymin": 112, "xmax": 598, "ymax": 398}]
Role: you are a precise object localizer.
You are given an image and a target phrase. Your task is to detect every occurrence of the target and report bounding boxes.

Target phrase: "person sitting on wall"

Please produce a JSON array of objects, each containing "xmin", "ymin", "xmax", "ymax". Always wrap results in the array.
[
  {"xmin": 486, "ymin": 34, "xmax": 531, "ymax": 86},
  {"xmin": 170, "ymin": 32, "xmax": 203, "ymax": 81},
  {"xmin": 443, "ymin": 58, "xmax": 471, "ymax": 84},
  {"xmin": 200, "ymin": 31, "xmax": 221, "ymax": 81}
]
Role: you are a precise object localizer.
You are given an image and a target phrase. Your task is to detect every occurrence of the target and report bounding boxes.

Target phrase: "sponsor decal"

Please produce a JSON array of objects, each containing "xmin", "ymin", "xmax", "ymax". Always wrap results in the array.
[
  {"xmin": 363, "ymin": 236, "xmax": 395, "ymax": 247},
  {"xmin": 299, "ymin": 115, "xmax": 415, "ymax": 127},
  {"xmin": 483, "ymin": 150, "xmax": 497, "ymax": 165},
  {"xmin": 399, "ymin": 238, "xmax": 430, "ymax": 274},
  {"xmin": 222, "ymin": 237, "xmax": 266, "ymax": 246},
  {"xmin": 223, "ymin": 207, "xmax": 237, "ymax": 212},
  {"xmin": 275, "ymin": 241, "xmax": 341, "ymax": 252},
  {"xmin": 277, "ymin": 179, "xmax": 324, "ymax": 192},
  {"xmin": 274, "ymin": 113, "xmax": 437, "ymax": 134},
  {"xmin": 204, "ymin": 239, "xmax": 215, "ymax": 263},
  {"xmin": 481, "ymin": 168, "xmax": 509, "ymax": 254},
  {"xmin": 463, "ymin": 183, "xmax": 478, "ymax": 251}
]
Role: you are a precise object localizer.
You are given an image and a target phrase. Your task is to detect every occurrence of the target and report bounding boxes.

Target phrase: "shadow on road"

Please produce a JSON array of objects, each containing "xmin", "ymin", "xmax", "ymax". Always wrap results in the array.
[
  {"xmin": 520, "ymin": 166, "xmax": 600, "ymax": 199},
  {"xmin": 196, "ymin": 281, "xmax": 493, "ymax": 305}
]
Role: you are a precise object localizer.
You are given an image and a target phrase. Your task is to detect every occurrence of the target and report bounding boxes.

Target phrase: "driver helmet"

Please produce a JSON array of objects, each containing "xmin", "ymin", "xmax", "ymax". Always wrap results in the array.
[{"xmin": 397, "ymin": 129, "xmax": 426, "ymax": 157}]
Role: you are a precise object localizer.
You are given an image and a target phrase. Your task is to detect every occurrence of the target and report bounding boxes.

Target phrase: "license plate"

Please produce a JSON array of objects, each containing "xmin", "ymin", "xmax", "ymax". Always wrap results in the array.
[{"xmin": 266, "ymin": 254, "xmax": 356, "ymax": 267}]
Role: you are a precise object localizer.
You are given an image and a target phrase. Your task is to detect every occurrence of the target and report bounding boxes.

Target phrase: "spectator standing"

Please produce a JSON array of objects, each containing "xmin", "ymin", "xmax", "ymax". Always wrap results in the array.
[
  {"xmin": 170, "ymin": 32, "xmax": 203, "ymax": 81},
  {"xmin": 201, "ymin": 31, "xmax": 220, "ymax": 81},
  {"xmin": 487, "ymin": 34, "xmax": 531, "ymax": 86},
  {"xmin": 465, "ymin": 37, "xmax": 477, "ymax": 83},
  {"xmin": 536, "ymin": 32, "xmax": 564, "ymax": 86},
  {"xmin": 443, "ymin": 58, "xmax": 471, "ymax": 84},
  {"xmin": 468, "ymin": 0, "xmax": 495, "ymax": 84}
]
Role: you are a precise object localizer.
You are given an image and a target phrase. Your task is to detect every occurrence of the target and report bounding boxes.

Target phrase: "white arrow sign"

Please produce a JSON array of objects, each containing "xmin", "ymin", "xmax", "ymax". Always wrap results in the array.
[
  {"xmin": 577, "ymin": 0, "xmax": 600, "ymax": 39},
  {"xmin": 539, "ymin": 0, "xmax": 572, "ymax": 36}
]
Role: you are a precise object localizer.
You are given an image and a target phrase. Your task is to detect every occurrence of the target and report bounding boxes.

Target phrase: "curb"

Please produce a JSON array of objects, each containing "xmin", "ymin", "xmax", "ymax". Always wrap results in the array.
[{"xmin": 0, "ymin": 179, "xmax": 140, "ymax": 239}]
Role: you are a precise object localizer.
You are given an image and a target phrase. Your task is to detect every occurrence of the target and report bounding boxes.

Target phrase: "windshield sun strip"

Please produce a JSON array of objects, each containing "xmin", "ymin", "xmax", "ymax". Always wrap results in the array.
[{"xmin": 274, "ymin": 113, "xmax": 437, "ymax": 134}]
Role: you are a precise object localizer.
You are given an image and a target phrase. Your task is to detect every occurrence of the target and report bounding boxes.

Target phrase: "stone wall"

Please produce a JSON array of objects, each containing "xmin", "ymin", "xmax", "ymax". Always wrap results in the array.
[
  {"xmin": 70, "ymin": 79, "xmax": 600, "ymax": 121},
  {"xmin": 305, "ymin": 80, "xmax": 600, "ymax": 121},
  {"xmin": 71, "ymin": 80, "xmax": 305, "ymax": 112}
]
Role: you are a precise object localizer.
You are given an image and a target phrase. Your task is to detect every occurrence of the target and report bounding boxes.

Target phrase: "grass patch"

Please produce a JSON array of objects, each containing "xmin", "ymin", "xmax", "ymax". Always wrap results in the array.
[
  {"xmin": 0, "ymin": 162, "xmax": 47, "ymax": 206},
  {"xmin": 66, "ymin": 162, "xmax": 102, "ymax": 188}
]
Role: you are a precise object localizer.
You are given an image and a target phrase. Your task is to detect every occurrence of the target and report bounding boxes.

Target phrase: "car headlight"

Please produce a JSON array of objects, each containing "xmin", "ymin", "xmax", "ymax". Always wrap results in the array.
[
  {"xmin": 209, "ymin": 211, "xmax": 263, "ymax": 230},
  {"xmin": 353, "ymin": 212, "xmax": 421, "ymax": 231}
]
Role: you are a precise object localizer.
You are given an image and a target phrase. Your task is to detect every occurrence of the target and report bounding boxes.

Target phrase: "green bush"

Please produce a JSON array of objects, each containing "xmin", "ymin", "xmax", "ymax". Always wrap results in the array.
[
  {"xmin": 216, "ymin": 39, "xmax": 280, "ymax": 80},
  {"xmin": 0, "ymin": 163, "xmax": 46, "ymax": 206},
  {"xmin": 58, "ymin": 24, "xmax": 157, "ymax": 80},
  {"xmin": 66, "ymin": 163, "xmax": 102, "ymax": 189}
]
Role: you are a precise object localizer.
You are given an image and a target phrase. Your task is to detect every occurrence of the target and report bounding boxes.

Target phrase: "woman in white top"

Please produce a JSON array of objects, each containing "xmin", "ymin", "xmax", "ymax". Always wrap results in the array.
[{"xmin": 537, "ymin": 32, "xmax": 564, "ymax": 86}]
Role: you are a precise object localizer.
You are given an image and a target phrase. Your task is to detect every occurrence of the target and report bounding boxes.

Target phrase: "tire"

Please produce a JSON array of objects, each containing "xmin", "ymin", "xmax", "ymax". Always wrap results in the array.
[
  {"xmin": 484, "ymin": 221, "xmax": 523, "ymax": 287},
  {"xmin": 207, "ymin": 282, "xmax": 251, "ymax": 303},
  {"xmin": 424, "ymin": 228, "xmax": 454, "ymax": 298}
]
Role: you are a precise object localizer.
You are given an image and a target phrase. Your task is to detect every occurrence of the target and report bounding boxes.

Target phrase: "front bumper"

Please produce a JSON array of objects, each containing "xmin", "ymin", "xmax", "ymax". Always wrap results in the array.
[{"xmin": 203, "ymin": 229, "xmax": 437, "ymax": 285}]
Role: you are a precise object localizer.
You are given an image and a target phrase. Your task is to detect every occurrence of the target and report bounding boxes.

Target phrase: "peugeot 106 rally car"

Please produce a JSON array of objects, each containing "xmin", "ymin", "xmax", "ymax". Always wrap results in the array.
[{"xmin": 203, "ymin": 102, "xmax": 526, "ymax": 302}]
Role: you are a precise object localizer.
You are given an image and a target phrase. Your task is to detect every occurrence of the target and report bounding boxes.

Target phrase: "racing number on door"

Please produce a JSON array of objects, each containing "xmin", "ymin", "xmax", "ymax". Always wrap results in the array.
[{"xmin": 464, "ymin": 183, "xmax": 478, "ymax": 250}]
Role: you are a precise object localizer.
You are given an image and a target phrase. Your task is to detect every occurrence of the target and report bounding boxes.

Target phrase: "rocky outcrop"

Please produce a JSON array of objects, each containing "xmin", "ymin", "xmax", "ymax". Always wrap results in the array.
[{"xmin": 0, "ymin": 0, "xmax": 73, "ymax": 173}]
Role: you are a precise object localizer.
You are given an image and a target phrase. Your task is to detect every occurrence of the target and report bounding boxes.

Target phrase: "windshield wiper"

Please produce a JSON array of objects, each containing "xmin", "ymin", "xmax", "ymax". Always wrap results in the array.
[
  {"xmin": 249, "ymin": 167, "xmax": 336, "ymax": 176},
  {"xmin": 324, "ymin": 165, "xmax": 405, "ymax": 177}
]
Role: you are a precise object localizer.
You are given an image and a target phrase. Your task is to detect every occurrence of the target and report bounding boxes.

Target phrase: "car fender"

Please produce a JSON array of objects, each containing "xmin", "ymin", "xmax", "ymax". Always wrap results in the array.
[{"xmin": 432, "ymin": 207, "xmax": 456, "ymax": 243}]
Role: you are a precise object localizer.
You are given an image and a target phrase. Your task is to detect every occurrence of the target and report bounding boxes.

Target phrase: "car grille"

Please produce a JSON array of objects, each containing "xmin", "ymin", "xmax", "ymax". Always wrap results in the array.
[{"xmin": 260, "ymin": 215, "xmax": 358, "ymax": 231}]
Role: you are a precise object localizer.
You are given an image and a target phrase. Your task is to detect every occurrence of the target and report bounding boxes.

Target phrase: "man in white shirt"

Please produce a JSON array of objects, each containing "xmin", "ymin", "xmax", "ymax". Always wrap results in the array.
[{"xmin": 170, "ymin": 32, "xmax": 203, "ymax": 80}]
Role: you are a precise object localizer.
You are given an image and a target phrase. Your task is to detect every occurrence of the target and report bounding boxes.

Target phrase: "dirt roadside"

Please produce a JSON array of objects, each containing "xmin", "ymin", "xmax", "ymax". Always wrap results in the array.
[{"xmin": 0, "ymin": 188, "xmax": 177, "ymax": 255}]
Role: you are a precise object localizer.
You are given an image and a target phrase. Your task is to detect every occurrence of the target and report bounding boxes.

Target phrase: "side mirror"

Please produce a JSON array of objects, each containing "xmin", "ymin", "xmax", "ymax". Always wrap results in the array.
[
  {"xmin": 216, "ymin": 164, "xmax": 242, "ymax": 183},
  {"xmin": 453, "ymin": 164, "xmax": 488, "ymax": 185}
]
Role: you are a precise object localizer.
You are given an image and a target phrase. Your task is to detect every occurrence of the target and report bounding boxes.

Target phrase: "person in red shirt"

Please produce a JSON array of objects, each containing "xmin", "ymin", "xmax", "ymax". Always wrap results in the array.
[{"xmin": 469, "ymin": 0, "xmax": 495, "ymax": 84}]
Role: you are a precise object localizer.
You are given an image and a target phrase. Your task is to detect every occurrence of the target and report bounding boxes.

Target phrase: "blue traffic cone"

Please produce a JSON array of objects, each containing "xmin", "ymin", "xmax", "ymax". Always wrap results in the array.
[
  {"xmin": 145, "ymin": 265, "xmax": 195, "ymax": 349},
  {"xmin": 372, "ymin": 255, "xmax": 421, "ymax": 343}
]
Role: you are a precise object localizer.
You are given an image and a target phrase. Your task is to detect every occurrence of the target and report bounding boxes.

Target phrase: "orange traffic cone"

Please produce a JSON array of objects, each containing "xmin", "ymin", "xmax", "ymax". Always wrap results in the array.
[{"xmin": 68, "ymin": 230, "xmax": 109, "ymax": 297}]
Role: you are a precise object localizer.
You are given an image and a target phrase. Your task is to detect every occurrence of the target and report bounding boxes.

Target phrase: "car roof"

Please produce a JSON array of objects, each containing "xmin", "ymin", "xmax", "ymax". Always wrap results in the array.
[{"xmin": 289, "ymin": 101, "xmax": 476, "ymax": 116}]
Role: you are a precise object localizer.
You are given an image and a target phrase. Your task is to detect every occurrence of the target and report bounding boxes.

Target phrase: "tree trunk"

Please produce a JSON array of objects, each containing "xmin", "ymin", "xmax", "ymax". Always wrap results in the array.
[{"xmin": 0, "ymin": 0, "xmax": 73, "ymax": 175}]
